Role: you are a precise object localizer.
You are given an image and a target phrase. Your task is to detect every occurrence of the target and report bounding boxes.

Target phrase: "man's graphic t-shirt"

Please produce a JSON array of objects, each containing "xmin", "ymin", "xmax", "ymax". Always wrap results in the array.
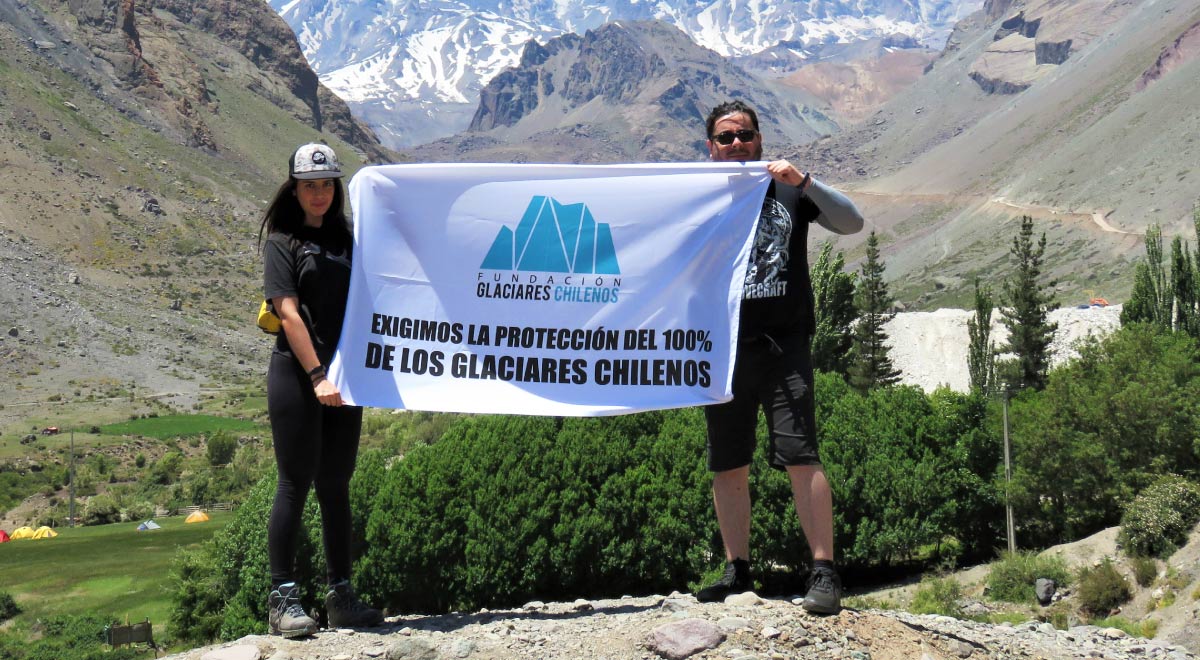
[
  {"xmin": 738, "ymin": 181, "xmax": 821, "ymax": 338},
  {"xmin": 743, "ymin": 195, "xmax": 791, "ymax": 301}
]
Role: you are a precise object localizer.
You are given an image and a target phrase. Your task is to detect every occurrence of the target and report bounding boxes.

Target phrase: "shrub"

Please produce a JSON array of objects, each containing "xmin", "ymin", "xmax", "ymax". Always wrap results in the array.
[
  {"xmin": 2, "ymin": 614, "xmax": 141, "ymax": 660},
  {"xmin": 82, "ymin": 494, "xmax": 121, "ymax": 526},
  {"xmin": 1131, "ymin": 556, "xmax": 1157, "ymax": 587},
  {"xmin": 0, "ymin": 591, "xmax": 19, "ymax": 622},
  {"xmin": 985, "ymin": 551, "xmax": 1070, "ymax": 604},
  {"xmin": 358, "ymin": 412, "xmax": 717, "ymax": 614},
  {"xmin": 1119, "ymin": 475, "xmax": 1200, "ymax": 558},
  {"xmin": 169, "ymin": 460, "xmax": 358, "ymax": 642},
  {"xmin": 125, "ymin": 500, "xmax": 155, "ymax": 522},
  {"xmin": 1076, "ymin": 559, "xmax": 1132, "ymax": 616},
  {"xmin": 206, "ymin": 431, "xmax": 237, "ymax": 467},
  {"xmin": 909, "ymin": 576, "xmax": 964, "ymax": 618},
  {"xmin": 167, "ymin": 549, "xmax": 225, "ymax": 644}
]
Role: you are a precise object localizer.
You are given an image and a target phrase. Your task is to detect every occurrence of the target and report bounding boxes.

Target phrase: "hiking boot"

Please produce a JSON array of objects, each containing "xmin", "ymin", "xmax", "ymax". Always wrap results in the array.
[
  {"xmin": 325, "ymin": 580, "xmax": 384, "ymax": 628},
  {"xmin": 695, "ymin": 558, "xmax": 752, "ymax": 603},
  {"xmin": 801, "ymin": 565, "xmax": 842, "ymax": 615},
  {"xmin": 269, "ymin": 583, "xmax": 318, "ymax": 638}
]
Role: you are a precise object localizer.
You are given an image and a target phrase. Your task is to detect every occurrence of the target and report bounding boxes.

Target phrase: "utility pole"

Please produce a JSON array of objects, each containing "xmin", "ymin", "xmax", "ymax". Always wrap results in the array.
[
  {"xmin": 1003, "ymin": 391, "xmax": 1016, "ymax": 554},
  {"xmin": 68, "ymin": 431, "xmax": 76, "ymax": 528}
]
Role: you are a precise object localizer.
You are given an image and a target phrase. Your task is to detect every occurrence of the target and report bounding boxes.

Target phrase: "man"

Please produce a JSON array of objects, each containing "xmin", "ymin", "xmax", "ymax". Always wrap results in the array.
[{"xmin": 695, "ymin": 100, "xmax": 864, "ymax": 614}]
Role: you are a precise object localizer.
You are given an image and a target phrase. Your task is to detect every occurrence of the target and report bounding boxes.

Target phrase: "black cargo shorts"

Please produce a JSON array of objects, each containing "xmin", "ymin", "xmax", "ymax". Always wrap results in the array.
[{"xmin": 703, "ymin": 332, "xmax": 819, "ymax": 472}]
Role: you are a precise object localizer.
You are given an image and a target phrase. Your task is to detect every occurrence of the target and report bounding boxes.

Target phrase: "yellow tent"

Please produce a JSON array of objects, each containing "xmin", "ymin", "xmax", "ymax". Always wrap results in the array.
[
  {"xmin": 184, "ymin": 510, "xmax": 210, "ymax": 524},
  {"xmin": 31, "ymin": 526, "xmax": 58, "ymax": 539},
  {"xmin": 9, "ymin": 526, "xmax": 35, "ymax": 540}
]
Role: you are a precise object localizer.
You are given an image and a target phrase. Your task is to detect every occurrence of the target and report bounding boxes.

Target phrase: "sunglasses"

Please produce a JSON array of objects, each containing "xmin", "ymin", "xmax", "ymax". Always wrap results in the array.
[{"xmin": 711, "ymin": 129, "xmax": 758, "ymax": 145}]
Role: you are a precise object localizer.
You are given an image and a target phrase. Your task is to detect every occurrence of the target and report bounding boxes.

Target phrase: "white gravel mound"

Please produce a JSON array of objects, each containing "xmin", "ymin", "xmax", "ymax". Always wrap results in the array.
[{"xmin": 884, "ymin": 305, "xmax": 1123, "ymax": 392}]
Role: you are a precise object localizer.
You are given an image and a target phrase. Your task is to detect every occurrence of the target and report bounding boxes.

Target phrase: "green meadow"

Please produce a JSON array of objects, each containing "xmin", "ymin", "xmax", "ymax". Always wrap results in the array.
[
  {"xmin": 98, "ymin": 414, "xmax": 261, "ymax": 439},
  {"xmin": 0, "ymin": 512, "xmax": 230, "ymax": 629}
]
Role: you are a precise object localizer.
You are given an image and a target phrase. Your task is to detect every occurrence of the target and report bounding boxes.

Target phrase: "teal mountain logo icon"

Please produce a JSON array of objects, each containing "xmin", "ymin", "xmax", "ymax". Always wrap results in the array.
[{"xmin": 481, "ymin": 196, "xmax": 620, "ymax": 274}]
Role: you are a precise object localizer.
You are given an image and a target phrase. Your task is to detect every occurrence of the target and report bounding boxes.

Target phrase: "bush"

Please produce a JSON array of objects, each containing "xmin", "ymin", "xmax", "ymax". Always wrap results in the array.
[
  {"xmin": 358, "ymin": 412, "xmax": 717, "ymax": 614},
  {"xmin": 1007, "ymin": 325, "xmax": 1200, "ymax": 547},
  {"xmin": 169, "ymin": 463, "xmax": 343, "ymax": 642},
  {"xmin": 986, "ymin": 551, "xmax": 1070, "ymax": 604},
  {"xmin": 1119, "ymin": 475, "xmax": 1200, "ymax": 558},
  {"xmin": 167, "ymin": 549, "xmax": 225, "ymax": 644},
  {"xmin": 1077, "ymin": 559, "xmax": 1132, "ymax": 616},
  {"xmin": 82, "ymin": 494, "xmax": 121, "ymax": 526},
  {"xmin": 206, "ymin": 431, "xmax": 237, "ymax": 467},
  {"xmin": 816, "ymin": 379, "xmax": 1001, "ymax": 565},
  {"xmin": 1131, "ymin": 556, "xmax": 1158, "ymax": 587},
  {"xmin": 0, "ymin": 591, "xmax": 19, "ymax": 622},
  {"xmin": 0, "ymin": 614, "xmax": 141, "ymax": 660},
  {"xmin": 124, "ymin": 500, "xmax": 155, "ymax": 522},
  {"xmin": 909, "ymin": 576, "xmax": 964, "ymax": 618}
]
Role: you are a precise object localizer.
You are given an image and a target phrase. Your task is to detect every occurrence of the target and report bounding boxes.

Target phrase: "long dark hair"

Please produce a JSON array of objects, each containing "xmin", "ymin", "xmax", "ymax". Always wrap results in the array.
[{"xmin": 256, "ymin": 176, "xmax": 351, "ymax": 251}]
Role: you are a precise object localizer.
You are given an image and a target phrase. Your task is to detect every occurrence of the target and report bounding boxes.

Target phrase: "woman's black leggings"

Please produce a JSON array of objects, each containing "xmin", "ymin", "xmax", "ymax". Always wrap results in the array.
[{"xmin": 267, "ymin": 352, "xmax": 363, "ymax": 587}]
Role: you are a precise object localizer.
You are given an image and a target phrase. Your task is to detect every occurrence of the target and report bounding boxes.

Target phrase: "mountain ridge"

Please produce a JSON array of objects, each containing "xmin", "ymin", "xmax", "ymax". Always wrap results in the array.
[
  {"xmin": 407, "ymin": 20, "xmax": 837, "ymax": 164},
  {"xmin": 270, "ymin": 0, "xmax": 984, "ymax": 147}
]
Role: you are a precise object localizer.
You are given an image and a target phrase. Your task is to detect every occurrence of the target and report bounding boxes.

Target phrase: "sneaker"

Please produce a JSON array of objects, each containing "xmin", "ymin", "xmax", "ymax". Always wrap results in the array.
[
  {"xmin": 325, "ymin": 580, "xmax": 384, "ymax": 628},
  {"xmin": 695, "ymin": 559, "xmax": 752, "ymax": 603},
  {"xmin": 269, "ymin": 583, "xmax": 318, "ymax": 638},
  {"xmin": 801, "ymin": 565, "xmax": 842, "ymax": 615}
]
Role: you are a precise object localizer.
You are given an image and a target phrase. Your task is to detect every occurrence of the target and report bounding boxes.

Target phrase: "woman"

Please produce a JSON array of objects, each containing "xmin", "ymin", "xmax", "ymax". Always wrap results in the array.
[{"xmin": 259, "ymin": 142, "xmax": 382, "ymax": 637}]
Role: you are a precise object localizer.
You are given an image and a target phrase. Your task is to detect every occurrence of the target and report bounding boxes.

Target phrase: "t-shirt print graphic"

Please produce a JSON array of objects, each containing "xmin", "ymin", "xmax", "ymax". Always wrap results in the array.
[{"xmin": 744, "ymin": 196, "xmax": 791, "ymax": 300}]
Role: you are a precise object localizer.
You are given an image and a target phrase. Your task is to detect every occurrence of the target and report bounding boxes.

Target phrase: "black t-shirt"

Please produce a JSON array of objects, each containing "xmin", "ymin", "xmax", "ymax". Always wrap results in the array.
[
  {"xmin": 738, "ymin": 181, "xmax": 821, "ymax": 338},
  {"xmin": 262, "ymin": 226, "xmax": 353, "ymax": 365}
]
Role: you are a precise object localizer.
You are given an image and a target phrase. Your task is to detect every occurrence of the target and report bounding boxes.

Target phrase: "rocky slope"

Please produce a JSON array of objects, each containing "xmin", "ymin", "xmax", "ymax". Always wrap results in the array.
[
  {"xmin": 0, "ymin": 0, "xmax": 394, "ymax": 428},
  {"xmin": 781, "ymin": 0, "xmax": 1200, "ymax": 310},
  {"xmin": 162, "ymin": 522, "xmax": 1200, "ymax": 659}
]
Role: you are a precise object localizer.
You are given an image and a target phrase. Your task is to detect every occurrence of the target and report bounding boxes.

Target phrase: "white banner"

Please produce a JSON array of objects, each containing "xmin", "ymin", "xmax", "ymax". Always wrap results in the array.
[{"xmin": 330, "ymin": 162, "xmax": 770, "ymax": 416}]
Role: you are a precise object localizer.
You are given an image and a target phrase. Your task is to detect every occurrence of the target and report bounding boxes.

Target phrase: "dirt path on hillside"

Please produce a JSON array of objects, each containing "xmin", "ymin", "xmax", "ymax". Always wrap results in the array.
[
  {"xmin": 846, "ymin": 189, "xmax": 1135, "ymax": 235},
  {"xmin": 987, "ymin": 196, "xmax": 1135, "ymax": 235}
]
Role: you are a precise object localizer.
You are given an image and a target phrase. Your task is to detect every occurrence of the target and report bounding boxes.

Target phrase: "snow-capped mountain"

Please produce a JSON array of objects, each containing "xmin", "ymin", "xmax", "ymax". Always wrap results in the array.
[{"xmin": 270, "ymin": 0, "xmax": 981, "ymax": 148}]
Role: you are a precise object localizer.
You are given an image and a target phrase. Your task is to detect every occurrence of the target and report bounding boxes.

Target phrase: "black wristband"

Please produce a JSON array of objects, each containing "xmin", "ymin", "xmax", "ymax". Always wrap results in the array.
[
  {"xmin": 308, "ymin": 365, "xmax": 326, "ymax": 379},
  {"xmin": 800, "ymin": 172, "xmax": 812, "ymax": 190}
]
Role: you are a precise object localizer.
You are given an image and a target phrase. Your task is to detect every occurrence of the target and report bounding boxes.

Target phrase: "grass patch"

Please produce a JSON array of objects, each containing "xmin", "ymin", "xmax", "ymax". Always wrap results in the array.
[
  {"xmin": 986, "ymin": 551, "xmax": 1070, "ymax": 605},
  {"xmin": 0, "ymin": 513, "xmax": 229, "ymax": 630},
  {"xmin": 909, "ymin": 576, "xmax": 964, "ymax": 617},
  {"xmin": 98, "ymin": 414, "xmax": 259, "ymax": 439},
  {"xmin": 1090, "ymin": 616, "xmax": 1158, "ymax": 639}
]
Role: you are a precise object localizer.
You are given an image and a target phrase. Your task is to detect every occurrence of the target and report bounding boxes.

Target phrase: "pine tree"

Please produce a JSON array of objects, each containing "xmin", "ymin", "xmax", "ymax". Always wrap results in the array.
[
  {"xmin": 848, "ymin": 231, "xmax": 901, "ymax": 392},
  {"xmin": 811, "ymin": 241, "xmax": 857, "ymax": 376},
  {"xmin": 1120, "ymin": 224, "xmax": 1171, "ymax": 328},
  {"xmin": 966, "ymin": 278, "xmax": 996, "ymax": 395},
  {"xmin": 999, "ymin": 216, "xmax": 1058, "ymax": 391},
  {"xmin": 1170, "ymin": 236, "xmax": 1199, "ymax": 336}
]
